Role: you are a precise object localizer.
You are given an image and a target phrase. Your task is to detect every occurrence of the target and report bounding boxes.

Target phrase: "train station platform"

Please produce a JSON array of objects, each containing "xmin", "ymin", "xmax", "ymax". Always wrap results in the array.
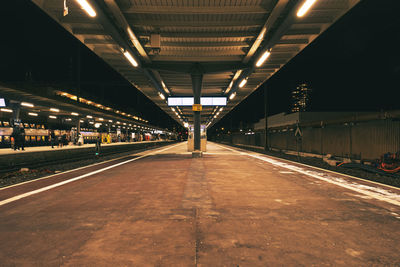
[{"xmin": 0, "ymin": 142, "xmax": 399, "ymax": 265}]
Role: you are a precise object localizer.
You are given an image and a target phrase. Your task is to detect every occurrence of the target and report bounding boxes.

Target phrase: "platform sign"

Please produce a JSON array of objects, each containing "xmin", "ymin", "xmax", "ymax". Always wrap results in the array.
[
  {"xmin": 192, "ymin": 104, "xmax": 202, "ymax": 111},
  {"xmin": 168, "ymin": 97, "xmax": 194, "ymax": 106},
  {"xmin": 168, "ymin": 97, "xmax": 227, "ymax": 106},
  {"xmin": 0, "ymin": 98, "xmax": 5, "ymax": 107}
]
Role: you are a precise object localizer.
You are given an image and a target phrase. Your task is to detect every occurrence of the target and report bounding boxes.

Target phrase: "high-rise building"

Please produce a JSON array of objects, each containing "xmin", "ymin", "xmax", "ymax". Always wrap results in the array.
[{"xmin": 291, "ymin": 83, "xmax": 312, "ymax": 112}]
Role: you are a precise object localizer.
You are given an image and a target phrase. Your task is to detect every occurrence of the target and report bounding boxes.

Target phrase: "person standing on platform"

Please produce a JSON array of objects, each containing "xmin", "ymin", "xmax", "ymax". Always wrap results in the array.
[
  {"xmin": 58, "ymin": 133, "xmax": 63, "ymax": 148},
  {"xmin": 19, "ymin": 125, "xmax": 25, "ymax": 151},
  {"xmin": 50, "ymin": 130, "xmax": 56, "ymax": 148},
  {"xmin": 11, "ymin": 126, "xmax": 19, "ymax": 150}
]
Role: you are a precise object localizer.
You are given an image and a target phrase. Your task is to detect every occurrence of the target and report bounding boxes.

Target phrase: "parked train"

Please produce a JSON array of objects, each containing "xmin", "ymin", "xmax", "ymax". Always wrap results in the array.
[{"xmin": 0, "ymin": 120, "xmax": 159, "ymax": 149}]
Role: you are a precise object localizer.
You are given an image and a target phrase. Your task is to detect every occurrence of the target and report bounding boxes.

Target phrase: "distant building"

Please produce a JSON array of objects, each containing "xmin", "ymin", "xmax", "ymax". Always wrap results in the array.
[{"xmin": 291, "ymin": 83, "xmax": 312, "ymax": 112}]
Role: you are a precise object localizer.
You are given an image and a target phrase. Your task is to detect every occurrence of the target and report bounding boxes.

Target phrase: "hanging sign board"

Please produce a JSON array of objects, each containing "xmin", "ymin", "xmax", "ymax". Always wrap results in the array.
[{"xmin": 168, "ymin": 97, "xmax": 227, "ymax": 106}]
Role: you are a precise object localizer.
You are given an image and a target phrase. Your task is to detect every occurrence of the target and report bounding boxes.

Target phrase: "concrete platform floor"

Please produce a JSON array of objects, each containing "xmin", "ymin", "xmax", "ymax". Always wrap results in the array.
[{"xmin": 0, "ymin": 142, "xmax": 399, "ymax": 266}]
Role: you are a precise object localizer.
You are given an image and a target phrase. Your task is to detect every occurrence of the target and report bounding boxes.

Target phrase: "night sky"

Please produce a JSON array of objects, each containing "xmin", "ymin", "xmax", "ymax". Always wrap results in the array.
[{"xmin": 1, "ymin": 0, "xmax": 399, "ymax": 132}]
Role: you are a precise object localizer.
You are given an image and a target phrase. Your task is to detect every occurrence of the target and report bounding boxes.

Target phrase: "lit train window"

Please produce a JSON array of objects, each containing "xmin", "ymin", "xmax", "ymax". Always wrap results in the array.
[
  {"xmin": 4, "ymin": 136, "xmax": 10, "ymax": 142},
  {"xmin": 3, "ymin": 121, "xmax": 9, "ymax": 126},
  {"xmin": 30, "ymin": 124, "xmax": 35, "ymax": 128},
  {"xmin": 25, "ymin": 136, "xmax": 30, "ymax": 142},
  {"xmin": 0, "ymin": 136, "xmax": 2, "ymax": 142},
  {"xmin": 24, "ymin": 123, "xmax": 29, "ymax": 128}
]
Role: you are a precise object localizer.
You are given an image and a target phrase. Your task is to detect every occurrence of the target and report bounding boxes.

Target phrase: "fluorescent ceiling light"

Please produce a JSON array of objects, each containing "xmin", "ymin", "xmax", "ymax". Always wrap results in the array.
[
  {"xmin": 1, "ymin": 108, "xmax": 13, "ymax": 113},
  {"xmin": 28, "ymin": 112, "xmax": 38, "ymax": 116},
  {"xmin": 86, "ymin": 115, "xmax": 93, "ymax": 119},
  {"xmin": 256, "ymin": 50, "xmax": 271, "ymax": 67},
  {"xmin": 159, "ymin": 92, "xmax": 165, "ymax": 100},
  {"xmin": 49, "ymin": 115, "xmax": 57, "ymax": 119},
  {"xmin": 123, "ymin": 51, "xmax": 138, "ymax": 67},
  {"xmin": 71, "ymin": 112, "xmax": 79, "ymax": 116},
  {"xmin": 50, "ymin": 108, "xmax": 60, "ymax": 112},
  {"xmin": 21, "ymin": 102, "xmax": 34, "ymax": 107},
  {"xmin": 297, "ymin": 0, "xmax": 317, "ymax": 17},
  {"xmin": 229, "ymin": 92, "xmax": 236, "ymax": 100},
  {"xmin": 239, "ymin": 78, "xmax": 247, "ymax": 88},
  {"xmin": 76, "ymin": 0, "xmax": 96, "ymax": 17}
]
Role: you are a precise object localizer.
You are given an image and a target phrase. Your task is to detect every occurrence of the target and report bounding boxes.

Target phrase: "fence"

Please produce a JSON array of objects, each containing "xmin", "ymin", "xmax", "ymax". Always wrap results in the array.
[{"xmin": 215, "ymin": 119, "xmax": 400, "ymax": 160}]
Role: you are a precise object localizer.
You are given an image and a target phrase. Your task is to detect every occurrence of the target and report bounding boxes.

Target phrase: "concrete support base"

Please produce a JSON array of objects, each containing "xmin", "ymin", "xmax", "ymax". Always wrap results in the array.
[{"xmin": 192, "ymin": 150, "xmax": 203, "ymax": 158}]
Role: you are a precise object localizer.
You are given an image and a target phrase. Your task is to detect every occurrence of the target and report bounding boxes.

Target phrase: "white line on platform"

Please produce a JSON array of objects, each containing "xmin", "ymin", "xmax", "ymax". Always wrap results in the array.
[
  {"xmin": 215, "ymin": 143, "xmax": 400, "ymax": 207},
  {"xmin": 0, "ymin": 143, "xmax": 182, "ymax": 207},
  {"xmin": 0, "ymin": 142, "xmax": 176, "ymax": 191}
]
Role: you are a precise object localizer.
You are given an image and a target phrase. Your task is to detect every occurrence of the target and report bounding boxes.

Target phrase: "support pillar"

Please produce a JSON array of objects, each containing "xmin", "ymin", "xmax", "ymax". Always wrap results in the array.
[
  {"xmin": 191, "ymin": 71, "xmax": 203, "ymax": 156},
  {"xmin": 264, "ymin": 86, "xmax": 269, "ymax": 151}
]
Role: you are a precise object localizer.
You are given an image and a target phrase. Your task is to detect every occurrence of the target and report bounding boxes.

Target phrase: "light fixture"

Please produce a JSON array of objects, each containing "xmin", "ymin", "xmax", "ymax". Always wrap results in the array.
[
  {"xmin": 86, "ymin": 115, "xmax": 93, "ymax": 119},
  {"xmin": 123, "ymin": 50, "xmax": 138, "ymax": 67},
  {"xmin": 50, "ymin": 108, "xmax": 60, "ymax": 112},
  {"xmin": 71, "ymin": 112, "xmax": 79, "ymax": 116},
  {"xmin": 99, "ymin": 118, "xmax": 104, "ymax": 121},
  {"xmin": 21, "ymin": 102, "xmax": 34, "ymax": 107},
  {"xmin": 76, "ymin": 0, "xmax": 96, "ymax": 17},
  {"xmin": 65, "ymin": 118, "xmax": 72, "ymax": 121},
  {"xmin": 0, "ymin": 108, "xmax": 12, "ymax": 113},
  {"xmin": 171, "ymin": 107, "xmax": 175, "ymax": 112},
  {"xmin": 94, "ymin": 123, "xmax": 101, "ymax": 128},
  {"xmin": 159, "ymin": 92, "xmax": 165, "ymax": 100},
  {"xmin": 297, "ymin": 0, "xmax": 317, "ymax": 17},
  {"xmin": 49, "ymin": 115, "xmax": 57, "ymax": 119},
  {"xmin": 80, "ymin": 120, "xmax": 84, "ymax": 123},
  {"xmin": 28, "ymin": 112, "xmax": 38, "ymax": 116},
  {"xmin": 229, "ymin": 92, "xmax": 236, "ymax": 100},
  {"xmin": 219, "ymin": 107, "xmax": 224, "ymax": 112},
  {"xmin": 256, "ymin": 50, "xmax": 271, "ymax": 67},
  {"xmin": 108, "ymin": 120, "xmax": 113, "ymax": 122},
  {"xmin": 239, "ymin": 78, "xmax": 247, "ymax": 88}
]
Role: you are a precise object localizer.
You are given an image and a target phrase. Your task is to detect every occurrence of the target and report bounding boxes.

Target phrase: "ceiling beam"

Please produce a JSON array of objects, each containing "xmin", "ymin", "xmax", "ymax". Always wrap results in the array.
[
  {"xmin": 103, "ymin": 0, "xmax": 151, "ymax": 63},
  {"xmin": 122, "ymin": 6, "xmax": 270, "ymax": 14},
  {"xmin": 72, "ymin": 28, "xmax": 106, "ymax": 35},
  {"xmin": 144, "ymin": 42, "xmax": 249, "ymax": 48},
  {"xmin": 138, "ymin": 31, "xmax": 258, "ymax": 39},
  {"xmin": 126, "ymin": 18, "xmax": 263, "ymax": 28},
  {"xmin": 243, "ymin": 0, "xmax": 290, "ymax": 64}
]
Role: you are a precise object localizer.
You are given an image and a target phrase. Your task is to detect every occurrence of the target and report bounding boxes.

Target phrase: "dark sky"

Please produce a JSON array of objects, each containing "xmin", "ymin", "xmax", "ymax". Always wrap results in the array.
[
  {"xmin": 0, "ymin": 0, "xmax": 399, "ymax": 132},
  {"xmin": 215, "ymin": 0, "xmax": 400, "ymax": 130},
  {"xmin": 0, "ymin": 0, "xmax": 180, "ymax": 130}
]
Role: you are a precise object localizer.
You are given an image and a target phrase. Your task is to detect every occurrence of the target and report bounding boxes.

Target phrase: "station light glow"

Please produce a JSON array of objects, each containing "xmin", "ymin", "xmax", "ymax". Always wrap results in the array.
[
  {"xmin": 49, "ymin": 115, "xmax": 57, "ymax": 119},
  {"xmin": 76, "ymin": 0, "xmax": 96, "ymax": 17},
  {"xmin": 256, "ymin": 50, "xmax": 271, "ymax": 67},
  {"xmin": 229, "ymin": 92, "xmax": 236, "ymax": 100},
  {"xmin": 123, "ymin": 51, "xmax": 138, "ymax": 67},
  {"xmin": 21, "ymin": 102, "xmax": 34, "ymax": 107},
  {"xmin": 297, "ymin": 0, "xmax": 318, "ymax": 17},
  {"xmin": 71, "ymin": 112, "xmax": 79, "ymax": 116},
  {"xmin": 1, "ymin": 108, "xmax": 13, "ymax": 113},
  {"xmin": 28, "ymin": 112, "xmax": 38, "ymax": 116},
  {"xmin": 50, "ymin": 108, "xmax": 60, "ymax": 112},
  {"xmin": 239, "ymin": 78, "xmax": 247, "ymax": 88}
]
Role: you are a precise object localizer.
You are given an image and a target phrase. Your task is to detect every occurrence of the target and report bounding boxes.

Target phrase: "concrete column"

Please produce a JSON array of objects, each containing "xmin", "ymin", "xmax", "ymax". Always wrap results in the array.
[
  {"xmin": 264, "ymin": 86, "xmax": 269, "ymax": 151},
  {"xmin": 191, "ymin": 72, "xmax": 203, "ymax": 152}
]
